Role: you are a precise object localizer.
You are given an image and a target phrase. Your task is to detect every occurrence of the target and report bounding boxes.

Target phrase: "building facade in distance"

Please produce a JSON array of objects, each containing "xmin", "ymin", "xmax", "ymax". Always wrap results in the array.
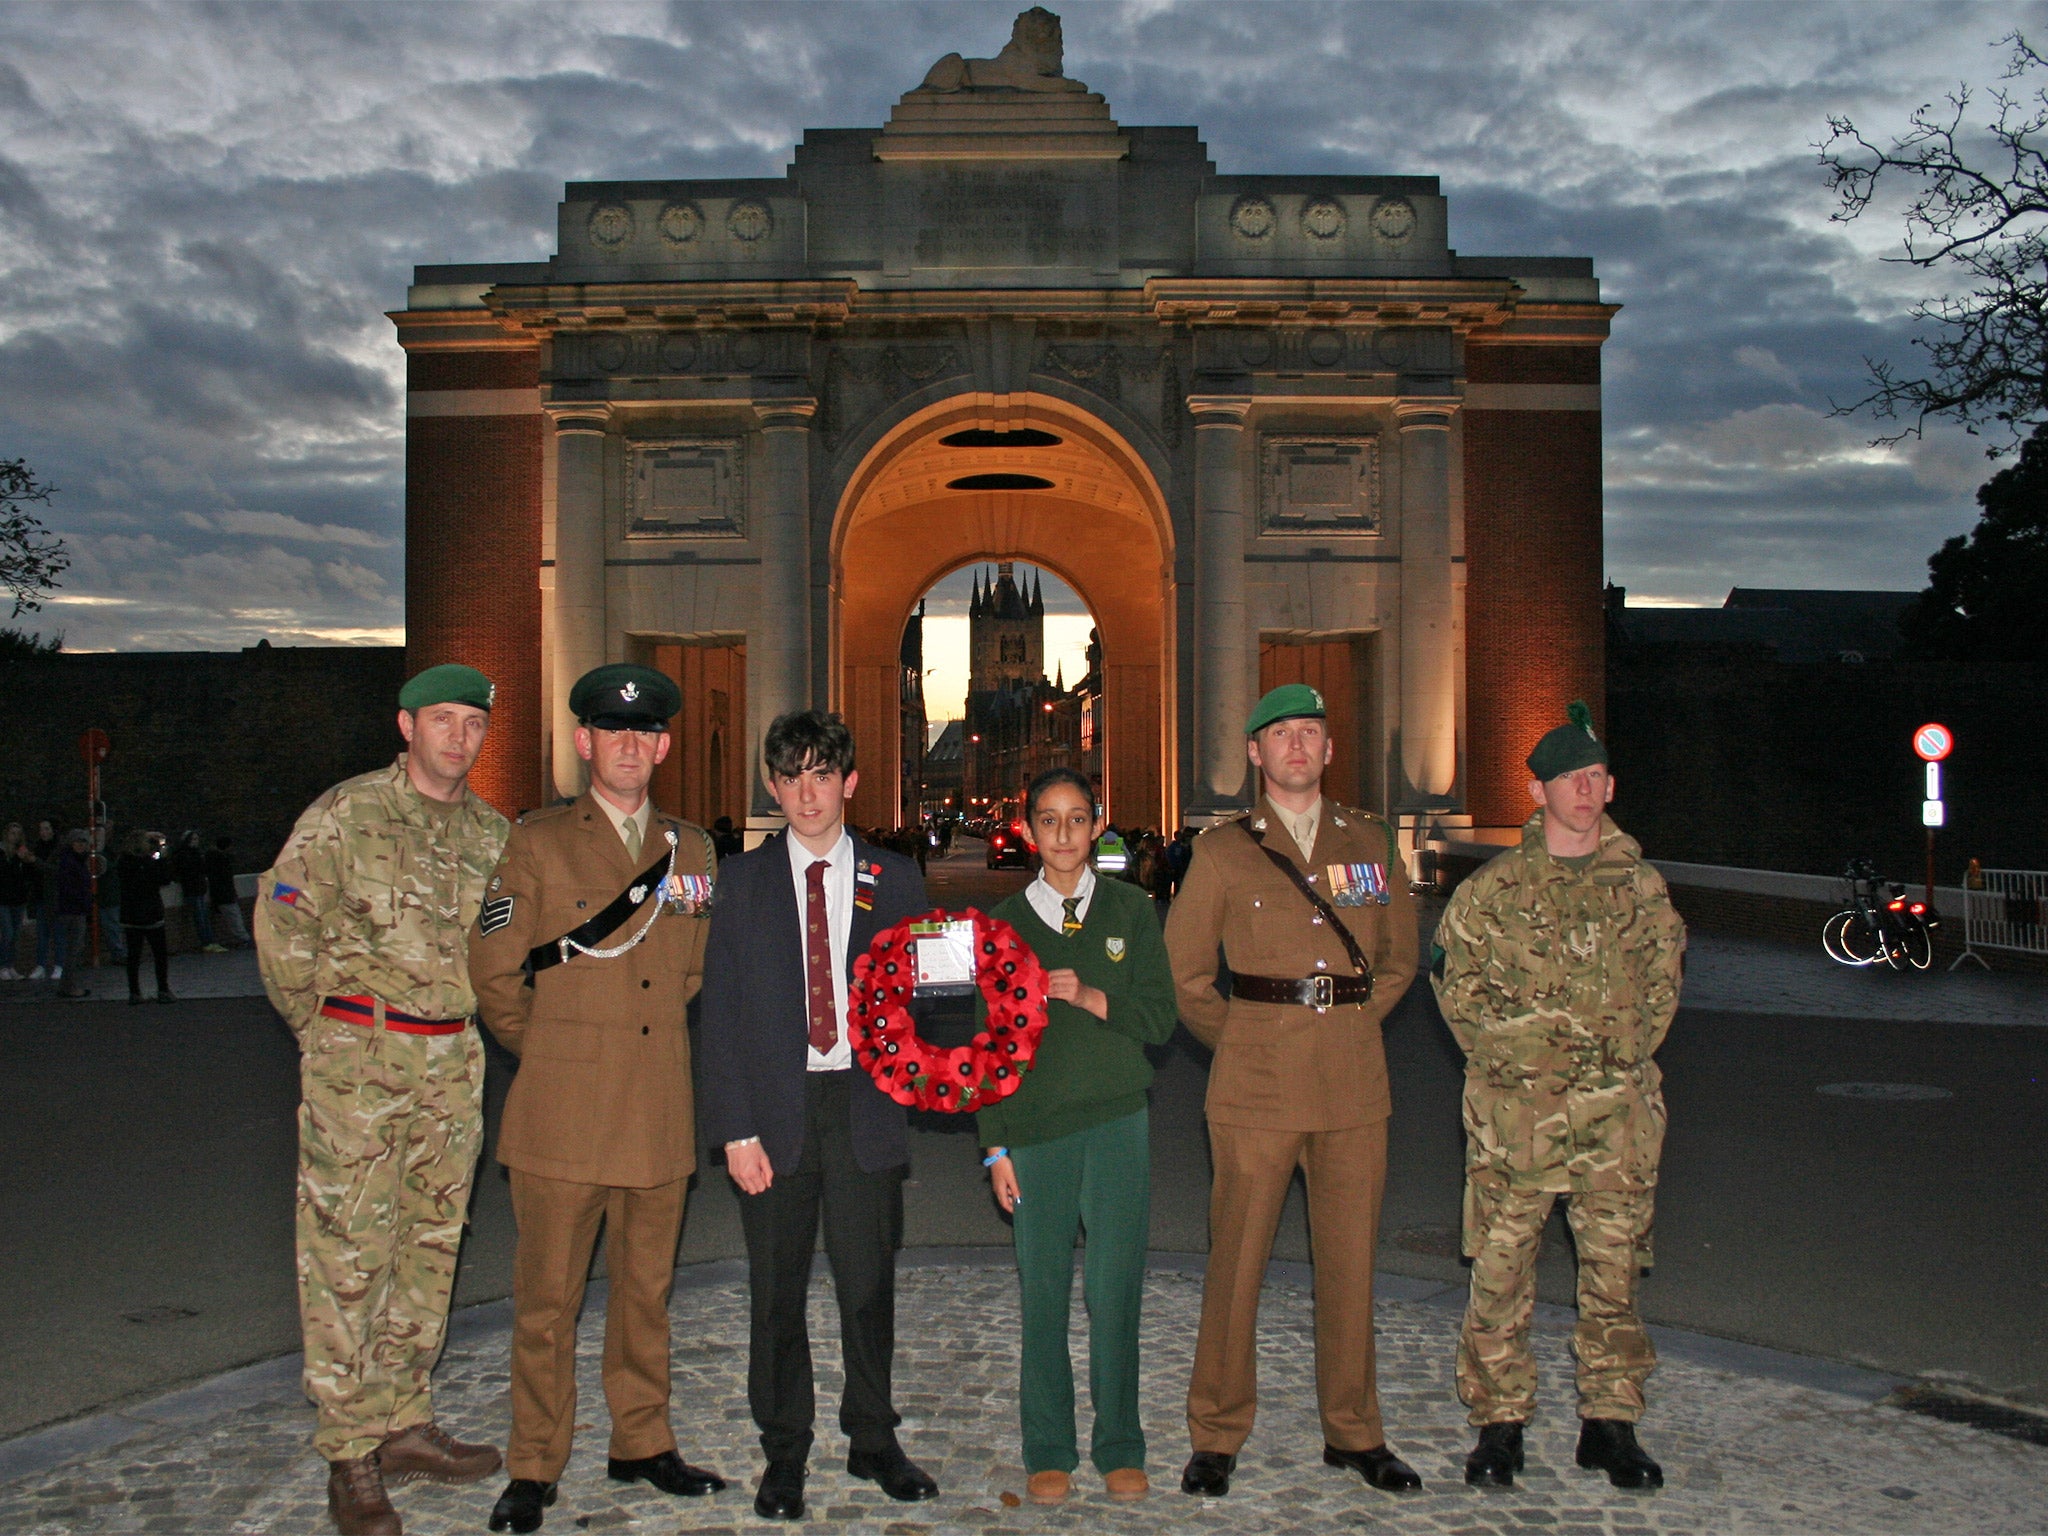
[{"xmin": 395, "ymin": 8, "xmax": 1612, "ymax": 858}]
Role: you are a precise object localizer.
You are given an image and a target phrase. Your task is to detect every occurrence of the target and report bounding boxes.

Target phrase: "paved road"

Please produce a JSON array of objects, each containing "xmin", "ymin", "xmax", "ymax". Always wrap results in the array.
[{"xmin": 4, "ymin": 841, "xmax": 2044, "ymax": 1446}]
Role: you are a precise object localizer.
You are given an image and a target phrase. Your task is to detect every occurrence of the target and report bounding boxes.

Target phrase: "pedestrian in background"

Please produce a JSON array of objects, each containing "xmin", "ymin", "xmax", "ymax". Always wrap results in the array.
[
  {"xmin": 53, "ymin": 829, "xmax": 94, "ymax": 998},
  {"xmin": 207, "ymin": 835, "xmax": 251, "ymax": 948},
  {"xmin": 0, "ymin": 823, "xmax": 31, "ymax": 979},
  {"xmin": 174, "ymin": 830, "xmax": 223, "ymax": 952},
  {"xmin": 95, "ymin": 825, "xmax": 126, "ymax": 964},
  {"xmin": 118, "ymin": 830, "xmax": 178, "ymax": 1003},
  {"xmin": 30, "ymin": 817, "xmax": 58, "ymax": 978}
]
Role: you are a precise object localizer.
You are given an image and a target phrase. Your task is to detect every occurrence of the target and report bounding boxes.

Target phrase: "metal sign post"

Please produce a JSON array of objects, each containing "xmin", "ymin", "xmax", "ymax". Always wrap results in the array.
[
  {"xmin": 77, "ymin": 730, "xmax": 111, "ymax": 966},
  {"xmin": 1913, "ymin": 723, "xmax": 1952, "ymax": 909}
]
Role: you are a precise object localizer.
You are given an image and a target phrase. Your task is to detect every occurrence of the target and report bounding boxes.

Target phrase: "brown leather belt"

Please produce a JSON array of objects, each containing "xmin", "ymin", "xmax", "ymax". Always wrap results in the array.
[{"xmin": 1228, "ymin": 971, "xmax": 1373, "ymax": 1010}]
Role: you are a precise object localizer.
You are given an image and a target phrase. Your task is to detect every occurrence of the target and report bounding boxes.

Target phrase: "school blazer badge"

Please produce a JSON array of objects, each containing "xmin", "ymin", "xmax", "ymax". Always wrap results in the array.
[{"xmin": 1105, "ymin": 936, "xmax": 1126, "ymax": 962}]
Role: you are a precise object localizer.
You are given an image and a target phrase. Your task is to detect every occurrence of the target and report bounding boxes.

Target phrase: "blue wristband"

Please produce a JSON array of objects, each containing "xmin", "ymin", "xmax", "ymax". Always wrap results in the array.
[{"xmin": 982, "ymin": 1147, "xmax": 1008, "ymax": 1166}]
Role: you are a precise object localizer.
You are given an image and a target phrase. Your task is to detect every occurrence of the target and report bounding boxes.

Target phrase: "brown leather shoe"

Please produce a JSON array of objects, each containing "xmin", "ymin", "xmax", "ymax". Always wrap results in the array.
[
  {"xmin": 327, "ymin": 1455, "xmax": 402, "ymax": 1536},
  {"xmin": 376, "ymin": 1422, "xmax": 502, "ymax": 1485},
  {"xmin": 1026, "ymin": 1470, "xmax": 1071, "ymax": 1504},
  {"xmin": 1104, "ymin": 1467, "xmax": 1150, "ymax": 1502}
]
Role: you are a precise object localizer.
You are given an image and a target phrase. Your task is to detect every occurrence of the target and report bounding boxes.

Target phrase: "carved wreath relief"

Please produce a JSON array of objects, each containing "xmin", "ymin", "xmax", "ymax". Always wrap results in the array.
[
  {"xmin": 658, "ymin": 201, "xmax": 703, "ymax": 246},
  {"xmin": 1259, "ymin": 435, "xmax": 1381, "ymax": 535},
  {"xmin": 588, "ymin": 202, "xmax": 635, "ymax": 249},
  {"xmin": 726, "ymin": 201, "xmax": 774, "ymax": 242},
  {"xmin": 1370, "ymin": 196, "xmax": 1416, "ymax": 242},
  {"xmin": 1229, "ymin": 195, "xmax": 1276, "ymax": 241},
  {"xmin": 1300, "ymin": 197, "xmax": 1346, "ymax": 240}
]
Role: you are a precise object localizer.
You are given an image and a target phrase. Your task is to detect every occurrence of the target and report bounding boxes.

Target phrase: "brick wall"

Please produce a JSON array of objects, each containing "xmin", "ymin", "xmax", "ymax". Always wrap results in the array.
[
  {"xmin": 0, "ymin": 645, "xmax": 407, "ymax": 872},
  {"xmin": 403, "ymin": 346, "xmax": 544, "ymax": 816},
  {"xmin": 1463, "ymin": 344, "xmax": 1605, "ymax": 827}
]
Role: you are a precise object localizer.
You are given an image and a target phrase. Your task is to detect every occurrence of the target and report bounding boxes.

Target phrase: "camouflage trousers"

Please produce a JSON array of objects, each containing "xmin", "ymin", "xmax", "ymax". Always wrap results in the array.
[
  {"xmin": 1456, "ymin": 1183, "xmax": 1656, "ymax": 1427},
  {"xmin": 296, "ymin": 1017, "xmax": 484, "ymax": 1462}
]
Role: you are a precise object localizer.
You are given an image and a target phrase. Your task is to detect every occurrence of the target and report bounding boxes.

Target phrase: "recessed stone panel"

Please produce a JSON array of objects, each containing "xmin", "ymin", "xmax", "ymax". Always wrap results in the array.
[
  {"xmin": 627, "ymin": 438, "xmax": 746, "ymax": 539},
  {"xmin": 1259, "ymin": 434, "xmax": 1382, "ymax": 535}
]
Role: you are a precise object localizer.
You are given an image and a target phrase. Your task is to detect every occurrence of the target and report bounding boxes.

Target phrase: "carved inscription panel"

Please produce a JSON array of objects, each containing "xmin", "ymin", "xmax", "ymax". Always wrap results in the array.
[
  {"xmin": 626, "ymin": 438, "xmax": 746, "ymax": 539},
  {"xmin": 882, "ymin": 164, "xmax": 1117, "ymax": 273},
  {"xmin": 1259, "ymin": 435, "xmax": 1381, "ymax": 535}
]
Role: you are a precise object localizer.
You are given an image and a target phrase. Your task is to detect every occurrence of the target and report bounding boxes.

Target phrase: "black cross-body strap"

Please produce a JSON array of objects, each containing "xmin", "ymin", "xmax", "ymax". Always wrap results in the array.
[
  {"xmin": 1241, "ymin": 819, "xmax": 1374, "ymax": 979},
  {"xmin": 522, "ymin": 846, "xmax": 677, "ymax": 985}
]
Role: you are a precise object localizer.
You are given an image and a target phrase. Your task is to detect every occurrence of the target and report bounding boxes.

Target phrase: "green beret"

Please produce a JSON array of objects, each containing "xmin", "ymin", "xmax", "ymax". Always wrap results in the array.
[
  {"xmin": 570, "ymin": 663, "xmax": 680, "ymax": 729},
  {"xmin": 399, "ymin": 663, "xmax": 494, "ymax": 713},
  {"xmin": 1246, "ymin": 682, "xmax": 1326, "ymax": 735},
  {"xmin": 1526, "ymin": 700, "xmax": 1609, "ymax": 782}
]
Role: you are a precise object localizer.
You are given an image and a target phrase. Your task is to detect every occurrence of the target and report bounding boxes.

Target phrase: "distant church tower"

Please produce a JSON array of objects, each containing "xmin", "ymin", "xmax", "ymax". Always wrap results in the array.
[{"xmin": 968, "ymin": 562, "xmax": 1044, "ymax": 694}]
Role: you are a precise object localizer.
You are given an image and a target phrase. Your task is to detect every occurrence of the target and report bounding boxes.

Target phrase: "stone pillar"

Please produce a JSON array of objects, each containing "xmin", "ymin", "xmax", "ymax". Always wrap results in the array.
[
  {"xmin": 1191, "ymin": 397, "xmax": 1253, "ymax": 811},
  {"xmin": 547, "ymin": 406, "xmax": 610, "ymax": 800},
  {"xmin": 748, "ymin": 400, "xmax": 816, "ymax": 831},
  {"xmin": 1397, "ymin": 404, "xmax": 1458, "ymax": 799}
]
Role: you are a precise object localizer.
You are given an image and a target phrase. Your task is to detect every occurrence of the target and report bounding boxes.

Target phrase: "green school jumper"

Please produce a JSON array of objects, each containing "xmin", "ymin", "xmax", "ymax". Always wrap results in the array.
[{"xmin": 976, "ymin": 875, "xmax": 1178, "ymax": 1475}]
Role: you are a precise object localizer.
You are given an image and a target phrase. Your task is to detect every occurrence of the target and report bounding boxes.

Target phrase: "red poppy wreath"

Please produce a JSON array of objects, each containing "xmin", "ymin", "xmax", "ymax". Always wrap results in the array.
[{"xmin": 848, "ymin": 907, "xmax": 1050, "ymax": 1112}]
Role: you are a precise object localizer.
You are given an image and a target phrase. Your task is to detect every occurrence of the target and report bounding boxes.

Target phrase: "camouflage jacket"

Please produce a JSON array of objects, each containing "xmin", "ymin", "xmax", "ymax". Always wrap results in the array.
[
  {"xmin": 256, "ymin": 755, "xmax": 510, "ymax": 1040},
  {"xmin": 1431, "ymin": 810, "xmax": 1685, "ymax": 1193}
]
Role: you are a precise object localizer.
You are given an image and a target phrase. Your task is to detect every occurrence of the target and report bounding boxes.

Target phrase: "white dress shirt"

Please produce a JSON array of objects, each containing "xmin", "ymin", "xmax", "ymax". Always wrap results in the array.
[
  {"xmin": 1025, "ymin": 864, "xmax": 1096, "ymax": 934},
  {"xmin": 591, "ymin": 792, "xmax": 653, "ymax": 858},
  {"xmin": 786, "ymin": 828, "xmax": 855, "ymax": 1071}
]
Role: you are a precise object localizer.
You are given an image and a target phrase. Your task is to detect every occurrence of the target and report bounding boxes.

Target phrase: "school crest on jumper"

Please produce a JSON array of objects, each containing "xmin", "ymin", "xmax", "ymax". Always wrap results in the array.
[{"xmin": 1105, "ymin": 936, "xmax": 1126, "ymax": 962}]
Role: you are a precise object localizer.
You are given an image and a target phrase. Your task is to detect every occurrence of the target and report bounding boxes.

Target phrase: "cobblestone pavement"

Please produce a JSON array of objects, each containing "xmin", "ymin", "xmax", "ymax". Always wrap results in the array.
[{"xmin": 2, "ymin": 1261, "xmax": 2040, "ymax": 1536}]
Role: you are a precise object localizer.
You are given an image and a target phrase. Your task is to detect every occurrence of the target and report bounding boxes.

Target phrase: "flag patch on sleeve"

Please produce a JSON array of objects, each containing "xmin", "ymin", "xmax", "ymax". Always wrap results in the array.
[{"xmin": 272, "ymin": 883, "xmax": 303, "ymax": 907}]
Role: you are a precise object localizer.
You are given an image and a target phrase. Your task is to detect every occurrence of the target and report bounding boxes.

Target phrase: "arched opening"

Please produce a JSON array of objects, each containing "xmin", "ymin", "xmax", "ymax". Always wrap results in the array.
[{"xmin": 833, "ymin": 394, "xmax": 1175, "ymax": 833}]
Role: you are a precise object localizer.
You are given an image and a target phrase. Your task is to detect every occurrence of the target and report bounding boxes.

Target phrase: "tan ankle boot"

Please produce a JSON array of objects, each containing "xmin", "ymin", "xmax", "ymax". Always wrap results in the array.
[
  {"xmin": 327, "ymin": 1455, "xmax": 401, "ymax": 1536},
  {"xmin": 376, "ymin": 1422, "xmax": 503, "ymax": 1485}
]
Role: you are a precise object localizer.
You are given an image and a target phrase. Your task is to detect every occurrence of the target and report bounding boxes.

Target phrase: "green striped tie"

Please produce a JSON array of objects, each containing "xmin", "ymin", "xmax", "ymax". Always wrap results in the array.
[{"xmin": 1062, "ymin": 896, "xmax": 1082, "ymax": 936}]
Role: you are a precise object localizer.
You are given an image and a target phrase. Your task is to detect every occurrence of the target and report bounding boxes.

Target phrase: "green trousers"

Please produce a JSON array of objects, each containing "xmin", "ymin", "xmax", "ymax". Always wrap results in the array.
[{"xmin": 1009, "ymin": 1108, "xmax": 1151, "ymax": 1475}]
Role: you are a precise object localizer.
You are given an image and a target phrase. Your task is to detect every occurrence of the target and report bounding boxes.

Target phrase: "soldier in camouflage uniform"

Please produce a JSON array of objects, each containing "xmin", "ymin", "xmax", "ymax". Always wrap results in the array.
[
  {"xmin": 256, "ymin": 664, "xmax": 512, "ymax": 1536},
  {"xmin": 1431, "ymin": 702, "xmax": 1684, "ymax": 1492}
]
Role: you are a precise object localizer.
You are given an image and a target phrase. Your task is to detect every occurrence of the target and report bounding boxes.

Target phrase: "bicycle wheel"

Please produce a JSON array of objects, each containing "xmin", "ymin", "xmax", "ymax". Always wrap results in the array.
[
  {"xmin": 1823, "ymin": 909, "xmax": 1879, "ymax": 966},
  {"xmin": 1901, "ymin": 922, "xmax": 1934, "ymax": 971}
]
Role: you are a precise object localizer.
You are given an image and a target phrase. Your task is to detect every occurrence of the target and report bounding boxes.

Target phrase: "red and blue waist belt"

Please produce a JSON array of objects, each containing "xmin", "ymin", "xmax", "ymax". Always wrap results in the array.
[{"xmin": 319, "ymin": 994, "xmax": 469, "ymax": 1036}]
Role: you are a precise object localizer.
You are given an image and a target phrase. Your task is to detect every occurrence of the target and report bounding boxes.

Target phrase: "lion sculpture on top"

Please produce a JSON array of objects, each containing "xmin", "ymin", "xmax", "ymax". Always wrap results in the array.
[{"xmin": 919, "ymin": 6, "xmax": 1087, "ymax": 93}]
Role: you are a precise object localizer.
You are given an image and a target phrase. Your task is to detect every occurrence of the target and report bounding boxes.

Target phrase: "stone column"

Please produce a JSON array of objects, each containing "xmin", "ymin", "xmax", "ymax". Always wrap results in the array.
[
  {"xmin": 547, "ymin": 406, "xmax": 610, "ymax": 800},
  {"xmin": 748, "ymin": 400, "xmax": 816, "ymax": 830},
  {"xmin": 1397, "ymin": 404, "xmax": 1458, "ymax": 799},
  {"xmin": 1190, "ymin": 397, "xmax": 1253, "ymax": 810}
]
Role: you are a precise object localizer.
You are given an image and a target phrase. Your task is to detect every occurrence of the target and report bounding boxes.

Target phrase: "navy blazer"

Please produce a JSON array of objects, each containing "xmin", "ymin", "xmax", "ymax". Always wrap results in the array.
[{"xmin": 698, "ymin": 831, "xmax": 931, "ymax": 1175}]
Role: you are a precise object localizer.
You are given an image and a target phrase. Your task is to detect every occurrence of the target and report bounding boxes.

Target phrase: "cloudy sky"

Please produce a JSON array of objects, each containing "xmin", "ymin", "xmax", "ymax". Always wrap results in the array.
[{"xmin": 2, "ymin": 0, "xmax": 2040, "ymax": 651}]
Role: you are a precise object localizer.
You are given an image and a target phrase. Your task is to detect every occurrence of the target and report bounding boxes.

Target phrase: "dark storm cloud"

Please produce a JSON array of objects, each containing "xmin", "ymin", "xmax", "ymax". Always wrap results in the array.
[{"xmin": 1, "ymin": 0, "xmax": 2041, "ymax": 649}]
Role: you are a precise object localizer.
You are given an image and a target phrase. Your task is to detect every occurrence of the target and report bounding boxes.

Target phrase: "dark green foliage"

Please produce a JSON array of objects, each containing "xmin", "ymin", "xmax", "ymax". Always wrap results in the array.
[
  {"xmin": 0, "ymin": 627, "xmax": 62, "ymax": 661},
  {"xmin": 0, "ymin": 458, "xmax": 69, "ymax": 616},
  {"xmin": 1901, "ymin": 422, "xmax": 2048, "ymax": 659}
]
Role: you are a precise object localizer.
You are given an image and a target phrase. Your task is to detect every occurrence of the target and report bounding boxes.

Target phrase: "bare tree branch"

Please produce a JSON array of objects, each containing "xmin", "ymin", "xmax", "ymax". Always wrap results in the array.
[{"xmin": 0, "ymin": 458, "xmax": 70, "ymax": 618}]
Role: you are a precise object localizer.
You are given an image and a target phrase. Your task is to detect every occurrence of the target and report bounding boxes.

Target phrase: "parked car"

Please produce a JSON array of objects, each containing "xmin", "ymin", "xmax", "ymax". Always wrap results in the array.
[{"xmin": 985, "ymin": 820, "xmax": 1032, "ymax": 869}]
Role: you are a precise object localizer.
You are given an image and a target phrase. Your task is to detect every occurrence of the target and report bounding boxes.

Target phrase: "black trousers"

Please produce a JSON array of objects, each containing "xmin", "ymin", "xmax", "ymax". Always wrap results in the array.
[
  {"xmin": 124, "ymin": 925, "xmax": 169, "ymax": 994},
  {"xmin": 736, "ymin": 1070, "xmax": 905, "ymax": 1464}
]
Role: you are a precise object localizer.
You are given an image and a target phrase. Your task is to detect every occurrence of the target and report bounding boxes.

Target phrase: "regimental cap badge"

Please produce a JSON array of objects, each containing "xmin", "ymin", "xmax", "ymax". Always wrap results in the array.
[
  {"xmin": 569, "ymin": 662, "xmax": 680, "ymax": 729},
  {"xmin": 620, "ymin": 681, "xmax": 640, "ymax": 703}
]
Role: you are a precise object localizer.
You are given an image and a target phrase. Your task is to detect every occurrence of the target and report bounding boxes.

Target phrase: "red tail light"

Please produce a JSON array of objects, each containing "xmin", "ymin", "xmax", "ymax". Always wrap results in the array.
[
  {"xmin": 1887, "ymin": 899, "xmax": 1904, "ymax": 911},
  {"xmin": 991, "ymin": 833, "xmax": 1005, "ymax": 847},
  {"xmin": 1909, "ymin": 903, "xmax": 1926, "ymax": 915}
]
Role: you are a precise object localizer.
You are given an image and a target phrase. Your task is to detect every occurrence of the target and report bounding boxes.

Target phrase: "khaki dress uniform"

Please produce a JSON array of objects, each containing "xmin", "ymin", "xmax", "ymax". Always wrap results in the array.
[
  {"xmin": 256, "ymin": 754, "xmax": 510, "ymax": 1464},
  {"xmin": 1431, "ymin": 810, "xmax": 1684, "ymax": 1427},
  {"xmin": 467, "ymin": 794, "xmax": 717, "ymax": 1482},
  {"xmin": 1165, "ymin": 798, "xmax": 1418, "ymax": 1454}
]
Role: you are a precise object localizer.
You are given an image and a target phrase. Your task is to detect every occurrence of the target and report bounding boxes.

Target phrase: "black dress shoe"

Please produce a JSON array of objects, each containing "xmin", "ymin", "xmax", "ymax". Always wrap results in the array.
[
  {"xmin": 846, "ymin": 1445, "xmax": 939, "ymax": 1501},
  {"xmin": 606, "ymin": 1449, "xmax": 725, "ymax": 1497},
  {"xmin": 1464, "ymin": 1422, "xmax": 1525, "ymax": 1487},
  {"xmin": 1179, "ymin": 1451, "xmax": 1236, "ymax": 1497},
  {"xmin": 1323, "ymin": 1443, "xmax": 1423, "ymax": 1492},
  {"xmin": 1576, "ymin": 1419, "xmax": 1663, "ymax": 1489},
  {"xmin": 753, "ymin": 1459, "xmax": 806, "ymax": 1521},
  {"xmin": 487, "ymin": 1479, "xmax": 556, "ymax": 1534}
]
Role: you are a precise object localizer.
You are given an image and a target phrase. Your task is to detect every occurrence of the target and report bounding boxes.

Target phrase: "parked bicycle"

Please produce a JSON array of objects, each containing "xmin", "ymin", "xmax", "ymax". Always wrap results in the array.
[{"xmin": 1822, "ymin": 858, "xmax": 1938, "ymax": 972}]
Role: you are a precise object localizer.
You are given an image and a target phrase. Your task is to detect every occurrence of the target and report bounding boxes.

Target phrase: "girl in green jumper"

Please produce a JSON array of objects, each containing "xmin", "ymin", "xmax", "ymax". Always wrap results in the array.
[{"xmin": 979, "ymin": 768, "xmax": 1179, "ymax": 1505}]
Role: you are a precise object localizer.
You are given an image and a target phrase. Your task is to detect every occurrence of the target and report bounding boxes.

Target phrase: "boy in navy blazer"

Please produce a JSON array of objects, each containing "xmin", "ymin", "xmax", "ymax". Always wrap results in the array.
[{"xmin": 699, "ymin": 711, "xmax": 941, "ymax": 1521}]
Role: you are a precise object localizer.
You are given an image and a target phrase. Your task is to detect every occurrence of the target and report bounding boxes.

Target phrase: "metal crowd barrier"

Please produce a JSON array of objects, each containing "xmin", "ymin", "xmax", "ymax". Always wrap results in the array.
[{"xmin": 1951, "ymin": 868, "xmax": 2048, "ymax": 971}]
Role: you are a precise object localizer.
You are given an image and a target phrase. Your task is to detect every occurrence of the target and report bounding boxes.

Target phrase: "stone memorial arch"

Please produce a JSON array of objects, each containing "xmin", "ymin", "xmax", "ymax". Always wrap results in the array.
[{"xmin": 395, "ymin": 8, "xmax": 1613, "ymax": 861}]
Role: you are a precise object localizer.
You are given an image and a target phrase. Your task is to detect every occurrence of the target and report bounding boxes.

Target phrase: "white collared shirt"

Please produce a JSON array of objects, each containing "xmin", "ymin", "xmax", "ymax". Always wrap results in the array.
[
  {"xmin": 1025, "ymin": 864, "xmax": 1096, "ymax": 935},
  {"xmin": 592, "ymin": 792, "xmax": 653, "ymax": 859},
  {"xmin": 1269, "ymin": 795, "xmax": 1323, "ymax": 862},
  {"xmin": 786, "ymin": 828, "xmax": 854, "ymax": 1071}
]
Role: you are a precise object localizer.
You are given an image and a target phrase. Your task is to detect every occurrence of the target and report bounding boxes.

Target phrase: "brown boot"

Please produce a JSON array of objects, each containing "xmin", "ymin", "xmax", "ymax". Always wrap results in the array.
[
  {"xmin": 376, "ymin": 1422, "xmax": 503, "ymax": 1485},
  {"xmin": 327, "ymin": 1455, "xmax": 401, "ymax": 1536}
]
